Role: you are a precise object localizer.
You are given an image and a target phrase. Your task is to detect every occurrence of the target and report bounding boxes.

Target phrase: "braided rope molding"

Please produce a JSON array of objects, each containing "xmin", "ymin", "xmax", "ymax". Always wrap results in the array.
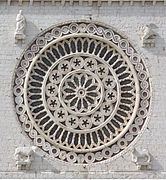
[
  {"xmin": 12, "ymin": 20, "xmax": 152, "ymax": 164},
  {"xmin": 3, "ymin": 0, "xmax": 166, "ymax": 6}
]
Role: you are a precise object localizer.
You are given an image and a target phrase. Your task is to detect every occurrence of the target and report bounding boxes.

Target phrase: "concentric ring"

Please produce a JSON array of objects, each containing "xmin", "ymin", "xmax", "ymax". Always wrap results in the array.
[{"xmin": 12, "ymin": 21, "xmax": 151, "ymax": 164}]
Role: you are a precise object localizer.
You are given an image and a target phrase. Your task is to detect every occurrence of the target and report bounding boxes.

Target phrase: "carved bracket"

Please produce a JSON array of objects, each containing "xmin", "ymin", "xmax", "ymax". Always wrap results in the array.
[
  {"xmin": 141, "ymin": 24, "xmax": 158, "ymax": 48},
  {"xmin": 14, "ymin": 10, "xmax": 26, "ymax": 44},
  {"xmin": 131, "ymin": 148, "xmax": 151, "ymax": 170},
  {"xmin": 14, "ymin": 146, "xmax": 37, "ymax": 170}
]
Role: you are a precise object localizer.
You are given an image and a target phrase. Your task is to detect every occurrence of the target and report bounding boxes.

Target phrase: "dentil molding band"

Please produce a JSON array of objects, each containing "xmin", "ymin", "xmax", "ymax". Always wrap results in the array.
[{"xmin": 3, "ymin": 0, "xmax": 166, "ymax": 6}]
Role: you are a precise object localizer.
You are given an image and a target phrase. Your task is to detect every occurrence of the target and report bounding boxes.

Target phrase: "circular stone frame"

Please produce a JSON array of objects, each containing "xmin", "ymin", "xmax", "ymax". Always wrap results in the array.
[{"xmin": 12, "ymin": 20, "xmax": 152, "ymax": 164}]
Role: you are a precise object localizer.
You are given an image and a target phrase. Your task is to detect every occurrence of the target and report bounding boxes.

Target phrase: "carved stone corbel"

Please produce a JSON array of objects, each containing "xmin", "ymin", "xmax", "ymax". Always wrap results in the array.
[
  {"xmin": 141, "ymin": 24, "xmax": 158, "ymax": 48},
  {"xmin": 14, "ymin": 146, "xmax": 37, "ymax": 170},
  {"xmin": 131, "ymin": 148, "xmax": 152, "ymax": 170},
  {"xmin": 14, "ymin": 10, "xmax": 26, "ymax": 44}
]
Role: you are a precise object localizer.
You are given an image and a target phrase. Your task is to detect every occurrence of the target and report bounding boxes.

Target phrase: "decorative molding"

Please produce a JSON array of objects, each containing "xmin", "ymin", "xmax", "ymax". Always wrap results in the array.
[
  {"xmin": 131, "ymin": 148, "xmax": 151, "ymax": 170},
  {"xmin": 52, "ymin": 0, "xmax": 55, "ymax": 5},
  {"xmin": 7, "ymin": 0, "xmax": 11, "ymax": 5},
  {"xmin": 119, "ymin": 0, "xmax": 123, "ymax": 5},
  {"xmin": 153, "ymin": 0, "xmax": 156, "ymax": 5},
  {"xmin": 69, "ymin": 0, "xmax": 74, "ymax": 5},
  {"xmin": 41, "ymin": 0, "xmax": 44, "ymax": 5},
  {"xmin": 141, "ymin": 0, "xmax": 145, "ymax": 5},
  {"xmin": 164, "ymin": 0, "xmax": 166, "ymax": 5},
  {"xmin": 130, "ymin": 0, "xmax": 134, "ymax": 5},
  {"xmin": 78, "ymin": 0, "xmax": 82, "ymax": 5},
  {"xmin": 2, "ymin": 0, "xmax": 166, "ymax": 6},
  {"xmin": 18, "ymin": 0, "xmax": 23, "ymax": 5},
  {"xmin": 29, "ymin": 0, "xmax": 33, "ymax": 5},
  {"xmin": 14, "ymin": 146, "xmax": 37, "ymax": 170},
  {"xmin": 61, "ymin": 0, "xmax": 65, "ymax": 6},
  {"xmin": 97, "ymin": 0, "xmax": 102, "ymax": 6},
  {"xmin": 108, "ymin": 0, "xmax": 112, "ymax": 5},
  {"xmin": 12, "ymin": 20, "xmax": 151, "ymax": 164}
]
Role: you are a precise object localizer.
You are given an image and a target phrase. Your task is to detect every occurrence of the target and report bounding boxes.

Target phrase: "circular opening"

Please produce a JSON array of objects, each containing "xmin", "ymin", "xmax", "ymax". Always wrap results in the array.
[
  {"xmin": 32, "ymin": 45, "xmax": 38, "ymax": 51},
  {"xmin": 26, "ymin": 124, "xmax": 30, "ymax": 128},
  {"xmin": 140, "ymin": 110, "xmax": 145, "ymax": 115},
  {"xmin": 72, "ymin": 26, "xmax": 76, "ymax": 31},
  {"xmin": 106, "ymin": 32, "xmax": 111, "ymax": 36},
  {"xmin": 70, "ymin": 155, "xmax": 74, "ymax": 159},
  {"xmin": 79, "ymin": 90, "xmax": 84, "ymax": 95},
  {"xmin": 19, "ymin": 70, "xmax": 24, "ymax": 75},
  {"xmin": 18, "ymin": 107, "xmax": 23, "ymax": 111},
  {"xmin": 27, "ymin": 53, "xmax": 32, "ymax": 59},
  {"xmin": 77, "ymin": 88, "xmax": 85, "ymax": 97},
  {"xmin": 141, "ymin": 73, "xmax": 145, "ymax": 78},
  {"xmin": 62, "ymin": 152, "xmax": 65, "ymax": 157},
  {"xmin": 39, "ymin": 40, "xmax": 44, "ymax": 44},
  {"xmin": 132, "ymin": 127, "xmax": 137, "ymax": 132},
  {"xmin": 89, "ymin": 27, "xmax": 94, "ymax": 31},
  {"xmin": 105, "ymin": 151, "xmax": 110, "ymax": 155},
  {"xmin": 16, "ymin": 88, "xmax": 21, "ymax": 93},
  {"xmin": 88, "ymin": 156, "xmax": 92, "ymax": 160},
  {"xmin": 133, "ymin": 56, "xmax": 138, "ymax": 61},
  {"xmin": 37, "ymin": 138, "xmax": 42, "ymax": 143},
  {"xmin": 120, "ymin": 141, "xmax": 124, "ymax": 145},
  {"xmin": 52, "ymin": 149, "xmax": 57, "ymax": 154},
  {"xmin": 121, "ymin": 42, "xmax": 126, "ymax": 47},
  {"xmin": 23, "ymin": 62, "xmax": 27, "ymax": 66},
  {"xmin": 55, "ymin": 30, "xmax": 59, "ymax": 35},
  {"xmin": 143, "ymin": 92, "xmax": 147, "ymax": 97}
]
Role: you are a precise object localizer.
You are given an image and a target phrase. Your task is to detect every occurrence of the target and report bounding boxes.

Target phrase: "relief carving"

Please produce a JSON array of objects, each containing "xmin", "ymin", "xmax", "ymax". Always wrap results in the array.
[
  {"xmin": 12, "ymin": 21, "xmax": 151, "ymax": 164},
  {"xmin": 141, "ymin": 24, "xmax": 158, "ymax": 47},
  {"xmin": 14, "ymin": 146, "xmax": 37, "ymax": 170},
  {"xmin": 15, "ymin": 10, "xmax": 26, "ymax": 44},
  {"xmin": 131, "ymin": 148, "xmax": 151, "ymax": 170}
]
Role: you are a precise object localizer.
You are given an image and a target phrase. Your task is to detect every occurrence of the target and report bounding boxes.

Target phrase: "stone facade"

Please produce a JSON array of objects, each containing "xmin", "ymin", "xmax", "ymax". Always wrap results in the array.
[{"xmin": 0, "ymin": 1, "xmax": 166, "ymax": 178}]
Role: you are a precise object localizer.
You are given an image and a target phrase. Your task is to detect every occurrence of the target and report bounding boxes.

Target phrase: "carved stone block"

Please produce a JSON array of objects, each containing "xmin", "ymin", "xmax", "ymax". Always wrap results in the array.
[
  {"xmin": 14, "ymin": 10, "xmax": 26, "ymax": 44},
  {"xmin": 14, "ymin": 146, "xmax": 37, "ymax": 170},
  {"xmin": 141, "ymin": 24, "xmax": 158, "ymax": 48},
  {"xmin": 12, "ymin": 21, "xmax": 151, "ymax": 164},
  {"xmin": 131, "ymin": 148, "xmax": 151, "ymax": 170}
]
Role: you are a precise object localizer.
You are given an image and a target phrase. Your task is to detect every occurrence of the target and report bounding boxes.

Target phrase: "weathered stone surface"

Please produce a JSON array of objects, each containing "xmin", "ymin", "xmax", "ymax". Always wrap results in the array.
[{"xmin": 0, "ymin": 2, "xmax": 166, "ymax": 178}]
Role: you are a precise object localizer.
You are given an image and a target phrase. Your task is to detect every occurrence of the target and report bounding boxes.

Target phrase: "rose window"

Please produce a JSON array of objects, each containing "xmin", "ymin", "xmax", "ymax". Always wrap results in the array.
[{"xmin": 13, "ymin": 21, "xmax": 151, "ymax": 164}]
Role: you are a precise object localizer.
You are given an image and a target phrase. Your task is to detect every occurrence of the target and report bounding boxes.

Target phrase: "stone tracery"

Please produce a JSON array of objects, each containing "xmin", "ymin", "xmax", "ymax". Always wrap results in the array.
[{"xmin": 13, "ymin": 21, "xmax": 151, "ymax": 164}]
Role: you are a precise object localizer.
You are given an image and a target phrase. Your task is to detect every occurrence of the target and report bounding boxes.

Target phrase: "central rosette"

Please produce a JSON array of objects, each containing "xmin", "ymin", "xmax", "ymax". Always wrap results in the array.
[
  {"xmin": 59, "ymin": 70, "xmax": 104, "ymax": 116},
  {"xmin": 45, "ymin": 55, "xmax": 118, "ymax": 131}
]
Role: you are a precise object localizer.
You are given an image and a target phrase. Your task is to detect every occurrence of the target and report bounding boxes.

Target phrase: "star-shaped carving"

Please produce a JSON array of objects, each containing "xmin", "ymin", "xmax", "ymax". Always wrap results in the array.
[{"xmin": 48, "ymin": 86, "xmax": 55, "ymax": 94}]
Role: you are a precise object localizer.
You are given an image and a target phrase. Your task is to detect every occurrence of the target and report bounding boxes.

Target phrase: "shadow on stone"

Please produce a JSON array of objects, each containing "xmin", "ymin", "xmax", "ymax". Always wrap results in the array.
[
  {"xmin": 150, "ymin": 155, "xmax": 164, "ymax": 171},
  {"xmin": 29, "ymin": 153, "xmax": 60, "ymax": 173},
  {"xmin": 144, "ymin": 34, "xmax": 166, "ymax": 57}
]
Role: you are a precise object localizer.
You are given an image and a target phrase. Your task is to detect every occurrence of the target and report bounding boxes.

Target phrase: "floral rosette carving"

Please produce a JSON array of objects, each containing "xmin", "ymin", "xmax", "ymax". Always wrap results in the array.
[{"xmin": 13, "ymin": 21, "xmax": 151, "ymax": 164}]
